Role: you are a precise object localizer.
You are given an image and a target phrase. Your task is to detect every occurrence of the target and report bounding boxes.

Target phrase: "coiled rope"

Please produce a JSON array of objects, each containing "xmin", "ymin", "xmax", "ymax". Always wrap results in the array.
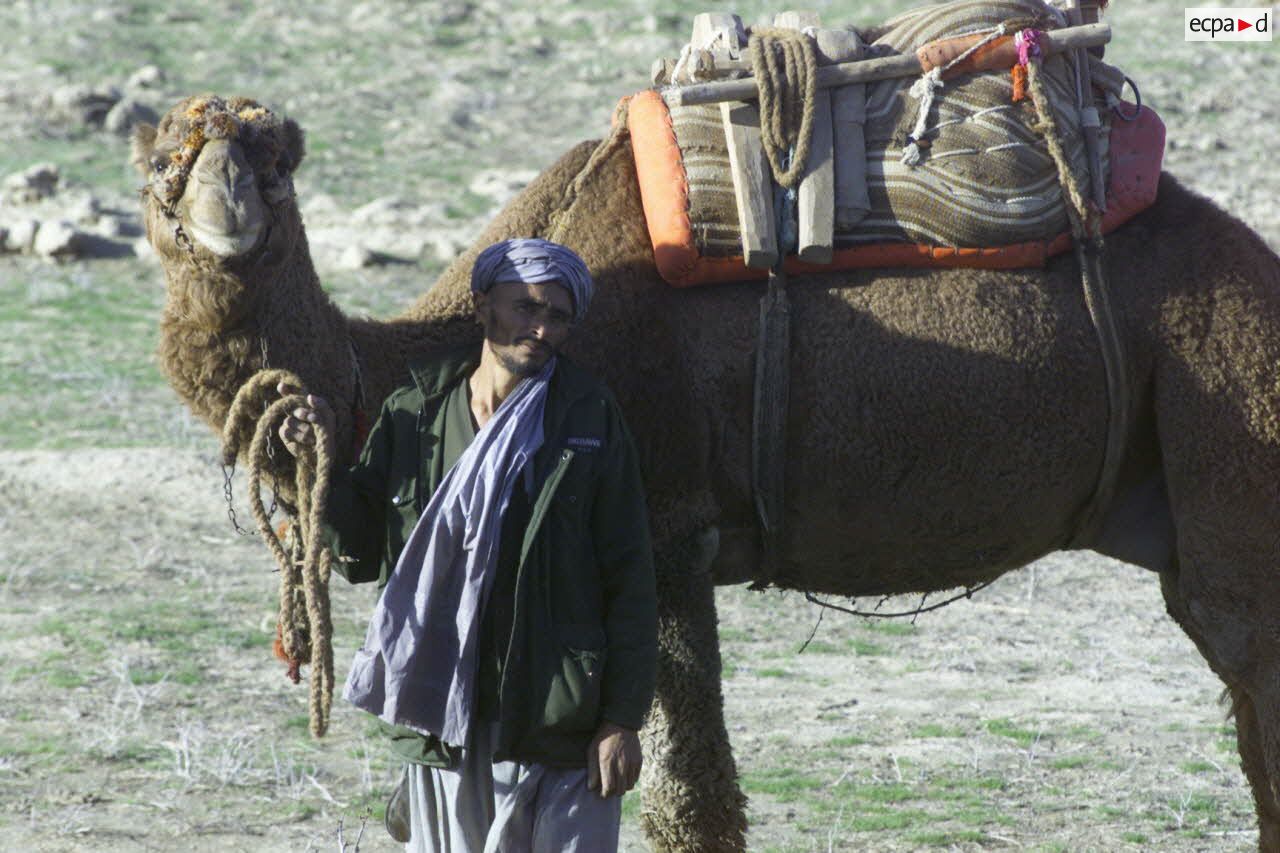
[
  {"xmin": 747, "ymin": 26, "xmax": 818, "ymax": 189},
  {"xmin": 222, "ymin": 369, "xmax": 335, "ymax": 738}
]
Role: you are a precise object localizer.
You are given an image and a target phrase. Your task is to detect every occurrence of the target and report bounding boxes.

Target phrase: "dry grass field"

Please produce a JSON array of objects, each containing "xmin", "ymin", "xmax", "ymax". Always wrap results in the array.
[{"xmin": 1, "ymin": 1, "xmax": 1277, "ymax": 850}]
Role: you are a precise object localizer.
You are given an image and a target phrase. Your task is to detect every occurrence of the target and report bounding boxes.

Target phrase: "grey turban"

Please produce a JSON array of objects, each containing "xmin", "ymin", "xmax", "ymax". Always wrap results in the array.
[{"xmin": 470, "ymin": 238, "xmax": 594, "ymax": 323}]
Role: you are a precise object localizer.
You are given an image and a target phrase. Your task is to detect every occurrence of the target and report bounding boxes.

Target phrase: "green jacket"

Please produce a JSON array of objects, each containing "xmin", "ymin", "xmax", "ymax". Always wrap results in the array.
[{"xmin": 324, "ymin": 346, "xmax": 656, "ymax": 768}]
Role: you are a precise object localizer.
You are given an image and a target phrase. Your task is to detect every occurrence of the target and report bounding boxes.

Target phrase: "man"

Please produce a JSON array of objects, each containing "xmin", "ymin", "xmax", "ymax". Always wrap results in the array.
[{"xmin": 278, "ymin": 238, "xmax": 657, "ymax": 852}]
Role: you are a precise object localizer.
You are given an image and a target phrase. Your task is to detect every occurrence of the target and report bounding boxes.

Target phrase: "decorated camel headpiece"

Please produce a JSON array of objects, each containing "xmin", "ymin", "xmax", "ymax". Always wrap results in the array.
[{"xmin": 146, "ymin": 95, "xmax": 300, "ymax": 212}]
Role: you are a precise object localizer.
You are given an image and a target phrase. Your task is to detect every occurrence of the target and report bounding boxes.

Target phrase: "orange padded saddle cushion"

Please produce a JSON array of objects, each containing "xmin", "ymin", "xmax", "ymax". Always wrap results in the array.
[{"xmin": 626, "ymin": 88, "xmax": 1165, "ymax": 287}]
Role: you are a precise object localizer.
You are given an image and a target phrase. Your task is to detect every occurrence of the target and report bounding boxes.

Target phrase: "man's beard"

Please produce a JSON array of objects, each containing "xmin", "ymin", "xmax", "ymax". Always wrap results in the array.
[{"xmin": 494, "ymin": 341, "xmax": 553, "ymax": 377}]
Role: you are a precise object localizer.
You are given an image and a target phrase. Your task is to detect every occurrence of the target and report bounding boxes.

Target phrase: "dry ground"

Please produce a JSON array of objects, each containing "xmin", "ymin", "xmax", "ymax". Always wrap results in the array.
[
  {"xmin": 0, "ymin": 448, "xmax": 1259, "ymax": 851},
  {"xmin": 1, "ymin": 0, "xmax": 1277, "ymax": 850}
]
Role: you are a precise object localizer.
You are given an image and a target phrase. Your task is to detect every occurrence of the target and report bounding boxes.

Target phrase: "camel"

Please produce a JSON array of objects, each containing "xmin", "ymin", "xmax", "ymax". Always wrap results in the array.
[{"xmin": 136, "ymin": 94, "xmax": 1280, "ymax": 851}]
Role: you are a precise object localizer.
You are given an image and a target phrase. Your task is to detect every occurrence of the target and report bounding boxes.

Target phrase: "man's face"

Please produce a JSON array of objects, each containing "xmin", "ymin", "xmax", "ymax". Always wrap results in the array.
[{"xmin": 475, "ymin": 280, "xmax": 575, "ymax": 376}]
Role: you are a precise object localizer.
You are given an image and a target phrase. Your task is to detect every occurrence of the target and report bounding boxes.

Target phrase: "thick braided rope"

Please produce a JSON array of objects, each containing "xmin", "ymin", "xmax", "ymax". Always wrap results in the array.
[
  {"xmin": 301, "ymin": 418, "xmax": 335, "ymax": 736},
  {"xmin": 748, "ymin": 27, "xmax": 817, "ymax": 189},
  {"xmin": 1026, "ymin": 56, "xmax": 1097, "ymax": 237},
  {"xmin": 223, "ymin": 372, "xmax": 336, "ymax": 738},
  {"xmin": 220, "ymin": 369, "xmax": 303, "ymax": 467},
  {"xmin": 546, "ymin": 98, "xmax": 632, "ymax": 244}
]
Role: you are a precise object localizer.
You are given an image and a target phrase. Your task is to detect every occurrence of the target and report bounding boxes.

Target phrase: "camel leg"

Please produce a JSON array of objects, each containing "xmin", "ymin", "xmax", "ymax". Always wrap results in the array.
[
  {"xmin": 1159, "ymin": 568, "xmax": 1280, "ymax": 851},
  {"xmin": 1230, "ymin": 687, "xmax": 1280, "ymax": 851},
  {"xmin": 640, "ymin": 528, "xmax": 748, "ymax": 853},
  {"xmin": 1147, "ymin": 239, "xmax": 1280, "ymax": 849}
]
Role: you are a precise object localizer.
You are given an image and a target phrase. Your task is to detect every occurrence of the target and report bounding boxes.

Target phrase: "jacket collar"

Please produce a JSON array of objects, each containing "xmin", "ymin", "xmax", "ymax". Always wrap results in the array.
[
  {"xmin": 407, "ymin": 344, "xmax": 478, "ymax": 402},
  {"xmin": 407, "ymin": 344, "xmax": 600, "ymax": 431}
]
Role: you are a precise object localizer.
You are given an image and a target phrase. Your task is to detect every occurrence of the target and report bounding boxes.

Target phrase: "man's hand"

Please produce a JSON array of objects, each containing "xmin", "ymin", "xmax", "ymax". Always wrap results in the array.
[
  {"xmin": 587, "ymin": 721, "xmax": 641, "ymax": 798},
  {"xmin": 275, "ymin": 381, "xmax": 336, "ymax": 458}
]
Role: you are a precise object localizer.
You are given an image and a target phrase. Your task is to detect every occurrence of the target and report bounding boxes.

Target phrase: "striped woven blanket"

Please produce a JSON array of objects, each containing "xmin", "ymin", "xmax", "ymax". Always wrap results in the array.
[{"xmin": 667, "ymin": 0, "xmax": 1127, "ymax": 255}]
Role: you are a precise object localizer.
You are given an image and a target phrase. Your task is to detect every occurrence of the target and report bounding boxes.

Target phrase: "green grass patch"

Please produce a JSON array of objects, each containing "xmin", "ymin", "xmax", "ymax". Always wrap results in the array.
[
  {"xmin": 1050, "ymin": 755, "xmax": 1089, "ymax": 770},
  {"xmin": 37, "ymin": 617, "xmax": 108, "ymax": 656},
  {"xmin": 0, "ymin": 735, "xmax": 71, "ymax": 768},
  {"xmin": 797, "ymin": 639, "xmax": 841, "ymax": 654},
  {"xmin": 985, "ymin": 717, "xmax": 1040, "ymax": 747},
  {"xmin": 859, "ymin": 620, "xmax": 917, "ymax": 636},
  {"xmin": 741, "ymin": 767, "xmax": 825, "ymax": 802},
  {"xmin": 621, "ymin": 790, "xmax": 640, "ymax": 821},
  {"xmin": 756, "ymin": 667, "xmax": 792, "ymax": 679},
  {"xmin": 1121, "ymin": 831, "xmax": 1149, "ymax": 844},
  {"xmin": 853, "ymin": 782, "xmax": 916, "ymax": 804},
  {"xmin": 847, "ymin": 808, "xmax": 929, "ymax": 831},
  {"xmin": 910, "ymin": 829, "xmax": 986, "ymax": 846},
  {"xmin": 912, "ymin": 723, "xmax": 963, "ymax": 738},
  {"xmin": 342, "ymin": 787, "xmax": 391, "ymax": 823},
  {"xmin": 284, "ymin": 714, "xmax": 312, "ymax": 736},
  {"xmin": 1180, "ymin": 760, "xmax": 1217, "ymax": 774},
  {"xmin": 0, "ymin": 259, "xmax": 179, "ymax": 449},
  {"xmin": 91, "ymin": 740, "xmax": 168, "ymax": 765},
  {"xmin": 828, "ymin": 734, "xmax": 867, "ymax": 748},
  {"xmin": 935, "ymin": 773, "xmax": 1008, "ymax": 794},
  {"xmin": 849, "ymin": 638, "xmax": 887, "ymax": 656},
  {"xmin": 108, "ymin": 604, "xmax": 260, "ymax": 659},
  {"xmin": 46, "ymin": 667, "xmax": 91, "ymax": 689}
]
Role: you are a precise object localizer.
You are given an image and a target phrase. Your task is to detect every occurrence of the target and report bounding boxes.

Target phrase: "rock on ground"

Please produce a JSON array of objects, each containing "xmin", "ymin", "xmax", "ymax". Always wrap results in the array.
[
  {"xmin": 33, "ymin": 219, "xmax": 85, "ymax": 258},
  {"xmin": 104, "ymin": 97, "xmax": 159, "ymax": 137},
  {"xmin": 48, "ymin": 82, "xmax": 121, "ymax": 128},
  {"xmin": 4, "ymin": 162, "xmax": 59, "ymax": 203}
]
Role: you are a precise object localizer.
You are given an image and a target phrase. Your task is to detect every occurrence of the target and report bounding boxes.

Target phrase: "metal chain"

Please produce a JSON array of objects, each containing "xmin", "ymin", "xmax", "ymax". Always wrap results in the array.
[
  {"xmin": 258, "ymin": 333, "xmax": 280, "ymax": 519},
  {"xmin": 222, "ymin": 461, "xmax": 251, "ymax": 535},
  {"xmin": 223, "ymin": 334, "xmax": 280, "ymax": 535}
]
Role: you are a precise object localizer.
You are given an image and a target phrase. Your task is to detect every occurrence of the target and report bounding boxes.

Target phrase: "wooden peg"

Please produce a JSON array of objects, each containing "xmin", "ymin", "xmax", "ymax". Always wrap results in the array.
[
  {"xmin": 817, "ymin": 28, "xmax": 869, "ymax": 230},
  {"xmin": 692, "ymin": 12, "xmax": 745, "ymax": 50},
  {"xmin": 721, "ymin": 100, "xmax": 779, "ymax": 269},
  {"xmin": 773, "ymin": 11, "xmax": 833, "ymax": 263}
]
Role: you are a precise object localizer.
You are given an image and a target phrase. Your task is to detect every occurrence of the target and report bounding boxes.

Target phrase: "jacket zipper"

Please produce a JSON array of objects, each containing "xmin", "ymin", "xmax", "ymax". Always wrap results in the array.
[{"xmin": 496, "ymin": 447, "xmax": 575, "ymax": 742}]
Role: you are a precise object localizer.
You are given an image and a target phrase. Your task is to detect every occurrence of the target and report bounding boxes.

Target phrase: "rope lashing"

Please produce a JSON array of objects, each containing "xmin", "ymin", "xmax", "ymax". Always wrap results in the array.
[
  {"xmin": 901, "ymin": 22, "xmax": 1010, "ymax": 166},
  {"xmin": 1020, "ymin": 40, "xmax": 1131, "ymax": 551},
  {"xmin": 222, "ymin": 369, "xmax": 335, "ymax": 738},
  {"xmin": 748, "ymin": 27, "xmax": 818, "ymax": 189},
  {"xmin": 901, "ymin": 68, "xmax": 944, "ymax": 165},
  {"xmin": 1011, "ymin": 27, "xmax": 1045, "ymax": 102},
  {"xmin": 1024, "ymin": 52, "xmax": 1095, "ymax": 237}
]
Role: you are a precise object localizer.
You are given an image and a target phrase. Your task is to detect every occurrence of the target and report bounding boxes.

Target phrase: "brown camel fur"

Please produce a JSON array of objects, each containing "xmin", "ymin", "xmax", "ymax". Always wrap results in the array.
[{"xmin": 136, "ymin": 96, "xmax": 1280, "ymax": 852}]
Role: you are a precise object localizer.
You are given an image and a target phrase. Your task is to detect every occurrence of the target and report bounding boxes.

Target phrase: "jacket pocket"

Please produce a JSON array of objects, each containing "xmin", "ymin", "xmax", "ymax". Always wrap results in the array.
[
  {"xmin": 386, "ymin": 485, "xmax": 420, "ymax": 559},
  {"xmin": 541, "ymin": 623, "xmax": 608, "ymax": 734}
]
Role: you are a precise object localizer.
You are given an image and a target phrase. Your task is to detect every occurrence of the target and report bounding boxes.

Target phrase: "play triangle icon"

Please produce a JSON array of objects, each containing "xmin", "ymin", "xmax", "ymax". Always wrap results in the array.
[{"xmin": 1239, "ymin": 18, "xmax": 1253, "ymax": 30}]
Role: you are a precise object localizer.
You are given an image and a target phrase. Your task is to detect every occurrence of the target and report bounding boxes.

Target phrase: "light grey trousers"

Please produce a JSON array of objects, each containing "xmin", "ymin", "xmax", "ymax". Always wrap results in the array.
[{"xmin": 404, "ymin": 724, "xmax": 622, "ymax": 853}]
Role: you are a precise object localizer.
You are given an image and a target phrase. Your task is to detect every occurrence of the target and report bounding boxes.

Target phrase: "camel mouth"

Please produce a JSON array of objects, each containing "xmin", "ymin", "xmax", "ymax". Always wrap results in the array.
[{"xmin": 187, "ymin": 219, "xmax": 266, "ymax": 258}]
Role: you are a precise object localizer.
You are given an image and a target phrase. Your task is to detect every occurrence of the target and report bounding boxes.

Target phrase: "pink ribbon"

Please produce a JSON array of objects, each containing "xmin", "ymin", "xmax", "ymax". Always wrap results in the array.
[{"xmin": 1016, "ymin": 28, "xmax": 1044, "ymax": 66}]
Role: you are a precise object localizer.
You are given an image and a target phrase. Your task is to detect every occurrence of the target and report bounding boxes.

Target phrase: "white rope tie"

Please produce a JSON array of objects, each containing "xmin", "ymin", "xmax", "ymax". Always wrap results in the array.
[
  {"xmin": 670, "ymin": 43, "xmax": 697, "ymax": 85},
  {"xmin": 901, "ymin": 67, "xmax": 944, "ymax": 166},
  {"xmin": 900, "ymin": 22, "xmax": 1009, "ymax": 167},
  {"xmin": 670, "ymin": 26, "xmax": 739, "ymax": 85}
]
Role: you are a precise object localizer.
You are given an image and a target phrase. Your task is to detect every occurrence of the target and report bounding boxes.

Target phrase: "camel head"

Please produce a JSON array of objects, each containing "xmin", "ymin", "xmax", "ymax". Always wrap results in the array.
[{"xmin": 133, "ymin": 96, "xmax": 307, "ymax": 325}]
